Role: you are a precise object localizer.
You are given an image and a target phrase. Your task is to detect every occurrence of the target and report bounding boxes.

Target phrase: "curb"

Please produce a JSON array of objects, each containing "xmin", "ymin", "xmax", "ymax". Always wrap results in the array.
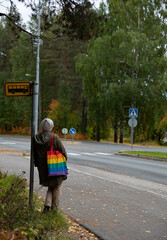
[{"xmin": 115, "ymin": 153, "xmax": 167, "ymax": 162}]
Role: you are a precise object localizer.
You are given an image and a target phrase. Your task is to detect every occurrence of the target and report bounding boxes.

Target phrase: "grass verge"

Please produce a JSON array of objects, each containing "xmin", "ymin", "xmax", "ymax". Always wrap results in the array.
[
  {"xmin": 0, "ymin": 171, "xmax": 70, "ymax": 240},
  {"xmin": 120, "ymin": 151, "xmax": 167, "ymax": 159}
]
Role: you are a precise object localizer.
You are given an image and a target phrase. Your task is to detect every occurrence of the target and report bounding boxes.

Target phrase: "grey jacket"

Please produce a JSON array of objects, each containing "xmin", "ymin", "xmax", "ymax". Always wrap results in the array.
[{"xmin": 34, "ymin": 131, "xmax": 67, "ymax": 187}]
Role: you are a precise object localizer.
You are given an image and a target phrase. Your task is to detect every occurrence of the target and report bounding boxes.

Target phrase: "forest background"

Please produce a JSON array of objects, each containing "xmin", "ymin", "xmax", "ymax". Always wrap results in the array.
[{"xmin": 0, "ymin": 0, "xmax": 166, "ymax": 144}]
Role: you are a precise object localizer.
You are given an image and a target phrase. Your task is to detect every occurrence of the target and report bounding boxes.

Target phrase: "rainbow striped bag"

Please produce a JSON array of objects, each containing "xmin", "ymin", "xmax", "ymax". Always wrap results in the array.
[{"xmin": 47, "ymin": 134, "xmax": 68, "ymax": 176}]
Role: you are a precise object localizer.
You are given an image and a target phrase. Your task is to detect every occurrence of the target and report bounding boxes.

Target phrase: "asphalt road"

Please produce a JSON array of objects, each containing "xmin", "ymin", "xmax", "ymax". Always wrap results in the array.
[
  {"xmin": 1, "ymin": 135, "xmax": 167, "ymax": 184},
  {"xmin": 1, "ymin": 135, "xmax": 167, "ymax": 153},
  {"xmin": 0, "ymin": 136, "xmax": 167, "ymax": 239}
]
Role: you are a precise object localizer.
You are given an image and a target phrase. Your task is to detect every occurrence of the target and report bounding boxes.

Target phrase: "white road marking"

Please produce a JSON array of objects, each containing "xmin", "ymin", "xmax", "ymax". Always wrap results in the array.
[
  {"xmin": 0, "ymin": 142, "xmax": 16, "ymax": 145},
  {"xmin": 68, "ymin": 152, "xmax": 113, "ymax": 156},
  {"xmin": 95, "ymin": 152, "xmax": 113, "ymax": 155},
  {"xmin": 68, "ymin": 153, "xmax": 81, "ymax": 156}
]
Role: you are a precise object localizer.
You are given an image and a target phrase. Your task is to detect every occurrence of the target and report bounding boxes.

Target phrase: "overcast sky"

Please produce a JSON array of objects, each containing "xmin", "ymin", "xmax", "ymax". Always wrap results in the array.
[{"xmin": 0, "ymin": 0, "xmax": 105, "ymax": 24}]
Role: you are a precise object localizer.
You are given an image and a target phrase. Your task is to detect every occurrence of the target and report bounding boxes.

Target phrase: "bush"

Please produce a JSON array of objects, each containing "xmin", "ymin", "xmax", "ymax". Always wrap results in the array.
[
  {"xmin": 0, "ymin": 171, "xmax": 70, "ymax": 240},
  {"xmin": 0, "ymin": 172, "xmax": 29, "ymax": 229}
]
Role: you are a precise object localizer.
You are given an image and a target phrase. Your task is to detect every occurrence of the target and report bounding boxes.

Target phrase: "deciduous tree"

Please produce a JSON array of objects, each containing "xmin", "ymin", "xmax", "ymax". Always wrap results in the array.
[{"xmin": 76, "ymin": 0, "xmax": 167, "ymax": 141}]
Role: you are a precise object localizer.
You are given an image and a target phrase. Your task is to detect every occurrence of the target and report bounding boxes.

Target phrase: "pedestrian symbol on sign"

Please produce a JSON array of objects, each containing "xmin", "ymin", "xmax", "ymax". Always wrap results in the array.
[{"xmin": 129, "ymin": 108, "xmax": 138, "ymax": 118}]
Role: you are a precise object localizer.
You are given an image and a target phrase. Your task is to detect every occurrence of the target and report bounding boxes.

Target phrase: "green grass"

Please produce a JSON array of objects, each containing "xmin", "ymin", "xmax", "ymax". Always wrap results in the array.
[
  {"xmin": 0, "ymin": 171, "xmax": 71, "ymax": 240},
  {"xmin": 121, "ymin": 151, "xmax": 167, "ymax": 159}
]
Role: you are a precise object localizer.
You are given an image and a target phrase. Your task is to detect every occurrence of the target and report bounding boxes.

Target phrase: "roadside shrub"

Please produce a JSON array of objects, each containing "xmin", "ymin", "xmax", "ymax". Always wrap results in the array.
[
  {"xmin": 0, "ymin": 171, "xmax": 69, "ymax": 239},
  {"xmin": 0, "ymin": 172, "xmax": 29, "ymax": 229}
]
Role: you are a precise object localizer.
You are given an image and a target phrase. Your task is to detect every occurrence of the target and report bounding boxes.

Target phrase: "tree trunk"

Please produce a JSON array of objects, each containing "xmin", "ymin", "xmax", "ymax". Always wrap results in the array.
[
  {"xmin": 158, "ymin": 131, "xmax": 162, "ymax": 144},
  {"xmin": 63, "ymin": 43, "xmax": 67, "ymax": 83},
  {"xmin": 81, "ymin": 98, "xmax": 87, "ymax": 135},
  {"xmin": 119, "ymin": 121, "xmax": 124, "ymax": 143},
  {"xmin": 97, "ymin": 124, "xmax": 100, "ymax": 142},
  {"xmin": 114, "ymin": 115, "xmax": 118, "ymax": 143}
]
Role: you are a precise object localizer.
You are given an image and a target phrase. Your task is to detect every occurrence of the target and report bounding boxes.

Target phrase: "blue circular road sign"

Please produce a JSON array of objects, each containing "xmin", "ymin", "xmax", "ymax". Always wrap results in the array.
[{"xmin": 69, "ymin": 128, "xmax": 76, "ymax": 135}]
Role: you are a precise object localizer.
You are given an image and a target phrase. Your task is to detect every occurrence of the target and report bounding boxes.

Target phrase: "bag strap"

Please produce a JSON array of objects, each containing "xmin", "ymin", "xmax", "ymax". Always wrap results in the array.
[{"xmin": 50, "ymin": 134, "xmax": 54, "ymax": 151}]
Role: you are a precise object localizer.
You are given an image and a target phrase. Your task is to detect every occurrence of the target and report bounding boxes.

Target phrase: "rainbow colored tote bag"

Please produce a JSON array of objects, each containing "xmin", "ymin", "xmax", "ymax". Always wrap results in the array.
[{"xmin": 47, "ymin": 134, "xmax": 68, "ymax": 176}]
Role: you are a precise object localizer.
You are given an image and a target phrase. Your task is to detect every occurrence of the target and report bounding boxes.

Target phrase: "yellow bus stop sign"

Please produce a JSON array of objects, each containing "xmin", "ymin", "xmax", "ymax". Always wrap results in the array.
[{"xmin": 4, "ymin": 82, "xmax": 31, "ymax": 97}]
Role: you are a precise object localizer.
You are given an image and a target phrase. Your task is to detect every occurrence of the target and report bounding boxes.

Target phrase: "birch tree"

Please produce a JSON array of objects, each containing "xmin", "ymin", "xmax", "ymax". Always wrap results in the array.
[{"xmin": 76, "ymin": 0, "xmax": 167, "ymax": 141}]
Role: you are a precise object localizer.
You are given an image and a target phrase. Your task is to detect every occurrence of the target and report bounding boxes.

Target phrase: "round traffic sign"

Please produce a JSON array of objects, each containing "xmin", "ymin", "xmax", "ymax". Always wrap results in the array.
[
  {"xmin": 128, "ymin": 118, "xmax": 137, "ymax": 128},
  {"xmin": 69, "ymin": 128, "xmax": 76, "ymax": 135},
  {"xmin": 62, "ymin": 128, "xmax": 68, "ymax": 135}
]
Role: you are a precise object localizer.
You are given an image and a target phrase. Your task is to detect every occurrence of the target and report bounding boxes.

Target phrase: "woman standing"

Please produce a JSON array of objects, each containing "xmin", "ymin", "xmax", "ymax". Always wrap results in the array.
[{"xmin": 34, "ymin": 118, "xmax": 67, "ymax": 212}]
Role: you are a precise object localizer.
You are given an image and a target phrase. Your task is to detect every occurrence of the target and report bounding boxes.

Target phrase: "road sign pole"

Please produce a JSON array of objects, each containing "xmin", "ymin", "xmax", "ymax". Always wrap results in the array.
[
  {"xmin": 129, "ymin": 108, "xmax": 138, "ymax": 149},
  {"xmin": 35, "ymin": 0, "xmax": 40, "ymax": 125},
  {"xmin": 69, "ymin": 128, "xmax": 76, "ymax": 141},
  {"xmin": 29, "ymin": 1, "xmax": 41, "ymax": 206},
  {"xmin": 62, "ymin": 128, "xmax": 68, "ymax": 140},
  {"xmin": 29, "ymin": 82, "xmax": 38, "ymax": 206},
  {"xmin": 130, "ymin": 118, "xmax": 134, "ymax": 149}
]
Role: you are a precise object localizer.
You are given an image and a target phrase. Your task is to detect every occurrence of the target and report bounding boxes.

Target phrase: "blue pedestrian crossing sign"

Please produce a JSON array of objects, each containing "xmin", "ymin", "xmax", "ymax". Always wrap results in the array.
[
  {"xmin": 69, "ymin": 128, "xmax": 76, "ymax": 135},
  {"xmin": 129, "ymin": 108, "xmax": 138, "ymax": 118}
]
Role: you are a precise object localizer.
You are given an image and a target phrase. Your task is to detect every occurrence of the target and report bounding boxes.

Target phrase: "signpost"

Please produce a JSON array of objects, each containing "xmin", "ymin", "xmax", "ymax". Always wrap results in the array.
[
  {"xmin": 128, "ymin": 118, "xmax": 137, "ymax": 128},
  {"xmin": 62, "ymin": 128, "xmax": 68, "ymax": 139},
  {"xmin": 129, "ymin": 108, "xmax": 138, "ymax": 149},
  {"xmin": 4, "ymin": 82, "xmax": 31, "ymax": 97},
  {"xmin": 4, "ymin": 81, "xmax": 37, "ymax": 206},
  {"xmin": 69, "ymin": 128, "xmax": 76, "ymax": 141},
  {"xmin": 4, "ymin": 1, "xmax": 41, "ymax": 207},
  {"xmin": 129, "ymin": 108, "xmax": 138, "ymax": 118}
]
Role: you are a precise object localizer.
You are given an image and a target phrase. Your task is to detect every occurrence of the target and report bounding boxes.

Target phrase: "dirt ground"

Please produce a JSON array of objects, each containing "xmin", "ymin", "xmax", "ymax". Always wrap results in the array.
[{"xmin": 65, "ymin": 215, "xmax": 100, "ymax": 240}]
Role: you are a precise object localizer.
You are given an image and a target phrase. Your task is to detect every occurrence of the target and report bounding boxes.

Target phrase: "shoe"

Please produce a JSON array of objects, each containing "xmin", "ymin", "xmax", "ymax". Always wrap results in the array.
[{"xmin": 43, "ymin": 206, "xmax": 50, "ymax": 213}]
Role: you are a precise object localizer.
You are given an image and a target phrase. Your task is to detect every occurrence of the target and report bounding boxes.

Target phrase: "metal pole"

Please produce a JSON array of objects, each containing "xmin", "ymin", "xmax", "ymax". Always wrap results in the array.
[
  {"xmin": 35, "ymin": 0, "xmax": 40, "ymax": 129},
  {"xmin": 29, "ymin": 1, "xmax": 41, "ymax": 206},
  {"xmin": 131, "ymin": 118, "xmax": 134, "ymax": 150},
  {"xmin": 29, "ymin": 82, "xmax": 38, "ymax": 206}
]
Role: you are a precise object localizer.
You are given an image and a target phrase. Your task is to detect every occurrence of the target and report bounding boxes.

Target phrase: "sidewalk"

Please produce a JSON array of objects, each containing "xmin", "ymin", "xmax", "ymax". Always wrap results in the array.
[{"xmin": 0, "ymin": 150, "xmax": 100, "ymax": 240}]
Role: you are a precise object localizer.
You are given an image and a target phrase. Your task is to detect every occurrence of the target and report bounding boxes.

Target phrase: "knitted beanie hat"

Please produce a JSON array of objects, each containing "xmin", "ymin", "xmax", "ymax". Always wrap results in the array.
[{"xmin": 40, "ymin": 118, "xmax": 54, "ymax": 132}]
